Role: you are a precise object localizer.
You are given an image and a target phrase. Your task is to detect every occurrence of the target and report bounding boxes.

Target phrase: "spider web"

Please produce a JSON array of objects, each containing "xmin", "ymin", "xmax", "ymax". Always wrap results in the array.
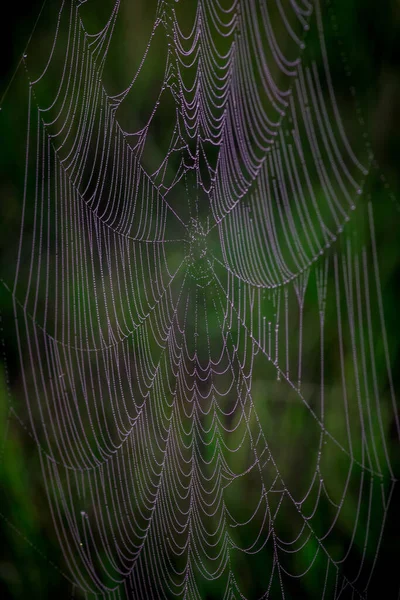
[{"xmin": 0, "ymin": 0, "xmax": 399, "ymax": 598}]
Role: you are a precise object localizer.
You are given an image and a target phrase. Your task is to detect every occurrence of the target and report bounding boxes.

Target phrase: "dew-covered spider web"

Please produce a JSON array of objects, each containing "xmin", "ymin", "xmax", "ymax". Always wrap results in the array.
[{"xmin": 0, "ymin": 0, "xmax": 399, "ymax": 598}]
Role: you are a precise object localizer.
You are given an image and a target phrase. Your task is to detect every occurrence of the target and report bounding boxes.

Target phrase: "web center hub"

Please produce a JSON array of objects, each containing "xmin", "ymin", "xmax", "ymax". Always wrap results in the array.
[{"xmin": 185, "ymin": 219, "xmax": 212, "ymax": 286}]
